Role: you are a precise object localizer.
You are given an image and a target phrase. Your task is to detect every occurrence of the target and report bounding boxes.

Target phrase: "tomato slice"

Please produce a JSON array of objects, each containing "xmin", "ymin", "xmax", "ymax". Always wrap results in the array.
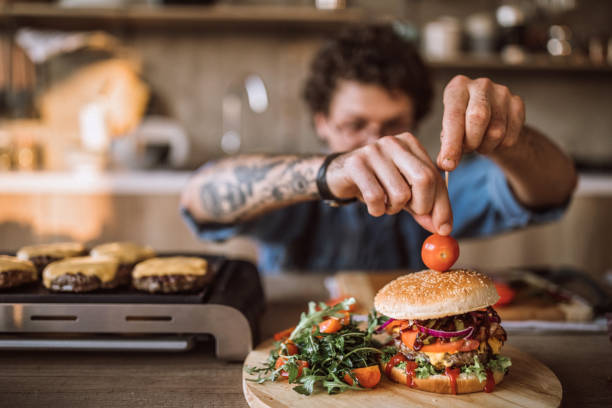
[
  {"xmin": 400, "ymin": 330, "xmax": 418, "ymax": 348},
  {"xmin": 384, "ymin": 320, "xmax": 411, "ymax": 333},
  {"xmin": 458, "ymin": 339, "xmax": 480, "ymax": 352},
  {"xmin": 401, "ymin": 329, "xmax": 480, "ymax": 353}
]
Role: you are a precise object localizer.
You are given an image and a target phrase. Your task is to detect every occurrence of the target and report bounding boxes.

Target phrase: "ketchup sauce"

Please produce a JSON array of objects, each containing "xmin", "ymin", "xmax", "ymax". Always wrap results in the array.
[
  {"xmin": 484, "ymin": 369, "xmax": 495, "ymax": 392},
  {"xmin": 385, "ymin": 353, "xmax": 407, "ymax": 377},
  {"xmin": 445, "ymin": 367, "xmax": 461, "ymax": 394},
  {"xmin": 405, "ymin": 361, "xmax": 418, "ymax": 388}
]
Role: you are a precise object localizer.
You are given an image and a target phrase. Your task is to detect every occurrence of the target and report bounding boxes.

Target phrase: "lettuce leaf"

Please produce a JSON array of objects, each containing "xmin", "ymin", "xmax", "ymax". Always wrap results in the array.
[
  {"xmin": 415, "ymin": 355, "xmax": 440, "ymax": 379},
  {"xmin": 391, "ymin": 354, "xmax": 513, "ymax": 382},
  {"xmin": 461, "ymin": 355, "xmax": 512, "ymax": 382},
  {"xmin": 488, "ymin": 355, "xmax": 512, "ymax": 373},
  {"xmin": 461, "ymin": 356, "xmax": 487, "ymax": 382}
]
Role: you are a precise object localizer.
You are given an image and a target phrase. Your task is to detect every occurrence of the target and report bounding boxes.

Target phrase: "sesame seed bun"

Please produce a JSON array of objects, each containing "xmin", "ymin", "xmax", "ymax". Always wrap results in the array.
[
  {"xmin": 382, "ymin": 362, "xmax": 506, "ymax": 394},
  {"xmin": 374, "ymin": 269, "xmax": 499, "ymax": 320}
]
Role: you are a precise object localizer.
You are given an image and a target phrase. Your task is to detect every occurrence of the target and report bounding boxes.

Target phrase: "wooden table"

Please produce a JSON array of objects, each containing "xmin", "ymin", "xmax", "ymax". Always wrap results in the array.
[{"xmin": 0, "ymin": 275, "xmax": 610, "ymax": 408}]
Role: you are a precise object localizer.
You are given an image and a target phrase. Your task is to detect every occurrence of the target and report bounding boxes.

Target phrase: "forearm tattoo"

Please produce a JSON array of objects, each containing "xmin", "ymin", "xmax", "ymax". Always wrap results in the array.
[{"xmin": 197, "ymin": 155, "xmax": 320, "ymax": 222}]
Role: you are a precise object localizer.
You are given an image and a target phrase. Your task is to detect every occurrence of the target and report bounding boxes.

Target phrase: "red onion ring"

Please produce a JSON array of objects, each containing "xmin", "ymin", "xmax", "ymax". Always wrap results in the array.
[
  {"xmin": 375, "ymin": 318, "xmax": 396, "ymax": 333},
  {"xmin": 416, "ymin": 324, "xmax": 474, "ymax": 339}
]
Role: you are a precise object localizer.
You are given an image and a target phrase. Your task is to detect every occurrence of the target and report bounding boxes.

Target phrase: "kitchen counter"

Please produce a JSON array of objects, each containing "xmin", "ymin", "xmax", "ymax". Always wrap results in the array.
[
  {"xmin": 0, "ymin": 171, "xmax": 611, "ymax": 196},
  {"xmin": 0, "ymin": 274, "xmax": 610, "ymax": 408}
]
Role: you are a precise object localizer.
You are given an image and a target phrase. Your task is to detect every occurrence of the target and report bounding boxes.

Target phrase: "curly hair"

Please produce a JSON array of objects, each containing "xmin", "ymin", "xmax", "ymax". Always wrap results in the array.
[{"xmin": 303, "ymin": 25, "xmax": 433, "ymax": 124}]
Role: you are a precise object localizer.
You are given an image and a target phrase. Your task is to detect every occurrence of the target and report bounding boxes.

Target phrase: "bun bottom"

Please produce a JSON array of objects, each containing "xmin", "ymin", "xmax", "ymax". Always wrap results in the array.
[{"xmin": 381, "ymin": 363, "xmax": 506, "ymax": 394}]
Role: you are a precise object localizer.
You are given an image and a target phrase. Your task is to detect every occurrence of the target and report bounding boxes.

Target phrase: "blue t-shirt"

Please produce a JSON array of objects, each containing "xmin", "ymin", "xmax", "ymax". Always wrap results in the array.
[{"xmin": 182, "ymin": 156, "xmax": 565, "ymax": 274}]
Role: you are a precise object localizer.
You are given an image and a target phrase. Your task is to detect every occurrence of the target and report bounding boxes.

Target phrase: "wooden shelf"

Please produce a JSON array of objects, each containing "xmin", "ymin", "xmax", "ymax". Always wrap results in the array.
[
  {"xmin": 0, "ymin": 3, "xmax": 387, "ymax": 29},
  {"xmin": 2, "ymin": 3, "xmax": 610, "ymax": 73},
  {"xmin": 427, "ymin": 54, "xmax": 612, "ymax": 74}
]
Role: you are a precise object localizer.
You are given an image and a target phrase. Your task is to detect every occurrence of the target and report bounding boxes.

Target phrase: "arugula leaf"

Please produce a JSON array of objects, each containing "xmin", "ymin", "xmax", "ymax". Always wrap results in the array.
[
  {"xmin": 379, "ymin": 346, "xmax": 398, "ymax": 364},
  {"xmin": 289, "ymin": 298, "xmax": 355, "ymax": 341}
]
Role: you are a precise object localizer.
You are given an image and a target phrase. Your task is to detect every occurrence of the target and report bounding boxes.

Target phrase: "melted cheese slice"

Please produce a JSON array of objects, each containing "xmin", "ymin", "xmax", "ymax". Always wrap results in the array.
[
  {"xmin": 132, "ymin": 257, "xmax": 207, "ymax": 279},
  {"xmin": 17, "ymin": 242, "xmax": 85, "ymax": 259},
  {"xmin": 91, "ymin": 242, "xmax": 155, "ymax": 264},
  {"xmin": 42, "ymin": 256, "xmax": 118, "ymax": 287},
  {"xmin": 423, "ymin": 351, "xmax": 452, "ymax": 368},
  {"xmin": 0, "ymin": 255, "xmax": 37, "ymax": 277}
]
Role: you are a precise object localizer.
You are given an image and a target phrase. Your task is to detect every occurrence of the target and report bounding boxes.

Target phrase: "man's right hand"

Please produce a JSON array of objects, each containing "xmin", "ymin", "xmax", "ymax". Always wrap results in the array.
[{"xmin": 325, "ymin": 132, "xmax": 453, "ymax": 236}]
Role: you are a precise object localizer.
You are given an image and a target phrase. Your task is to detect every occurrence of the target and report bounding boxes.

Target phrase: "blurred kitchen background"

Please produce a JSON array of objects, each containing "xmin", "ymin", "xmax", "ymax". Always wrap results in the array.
[{"xmin": 0, "ymin": 0, "xmax": 611, "ymax": 281}]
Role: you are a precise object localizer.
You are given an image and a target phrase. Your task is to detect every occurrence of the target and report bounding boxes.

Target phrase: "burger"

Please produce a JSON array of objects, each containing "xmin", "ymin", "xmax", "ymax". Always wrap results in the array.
[{"xmin": 374, "ymin": 268, "xmax": 511, "ymax": 394}]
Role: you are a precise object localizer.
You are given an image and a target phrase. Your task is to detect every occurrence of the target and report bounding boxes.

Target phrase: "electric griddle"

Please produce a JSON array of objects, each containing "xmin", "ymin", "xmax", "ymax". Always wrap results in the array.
[{"xmin": 0, "ymin": 253, "xmax": 265, "ymax": 361}]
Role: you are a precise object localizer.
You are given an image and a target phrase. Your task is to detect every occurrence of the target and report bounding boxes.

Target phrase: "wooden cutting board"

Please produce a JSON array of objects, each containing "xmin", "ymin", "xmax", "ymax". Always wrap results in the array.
[{"xmin": 242, "ymin": 339, "xmax": 562, "ymax": 408}]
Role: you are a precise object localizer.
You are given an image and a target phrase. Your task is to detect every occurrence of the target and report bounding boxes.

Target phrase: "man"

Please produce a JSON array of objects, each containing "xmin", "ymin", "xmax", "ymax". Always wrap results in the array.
[{"xmin": 180, "ymin": 26, "xmax": 576, "ymax": 273}]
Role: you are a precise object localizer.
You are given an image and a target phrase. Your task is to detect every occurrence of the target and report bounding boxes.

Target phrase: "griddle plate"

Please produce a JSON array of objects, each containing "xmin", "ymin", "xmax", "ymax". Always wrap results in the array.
[{"xmin": 0, "ymin": 253, "xmax": 224, "ymax": 304}]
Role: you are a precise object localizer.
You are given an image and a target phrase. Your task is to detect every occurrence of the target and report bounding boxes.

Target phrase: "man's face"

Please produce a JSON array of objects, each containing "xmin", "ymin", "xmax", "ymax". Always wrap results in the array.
[{"xmin": 314, "ymin": 80, "xmax": 416, "ymax": 152}]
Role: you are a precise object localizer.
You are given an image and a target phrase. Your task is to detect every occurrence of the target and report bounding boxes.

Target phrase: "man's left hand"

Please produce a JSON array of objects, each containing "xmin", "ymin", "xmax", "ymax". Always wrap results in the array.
[{"xmin": 437, "ymin": 75, "xmax": 526, "ymax": 171}]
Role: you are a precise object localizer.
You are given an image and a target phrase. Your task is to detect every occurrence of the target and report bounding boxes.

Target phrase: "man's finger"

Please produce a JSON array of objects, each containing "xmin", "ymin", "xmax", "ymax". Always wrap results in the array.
[
  {"xmin": 348, "ymin": 156, "xmax": 387, "ymax": 217},
  {"xmin": 502, "ymin": 95, "xmax": 525, "ymax": 148},
  {"xmin": 431, "ymin": 178, "xmax": 453, "ymax": 236},
  {"xmin": 365, "ymin": 143, "xmax": 412, "ymax": 214},
  {"xmin": 396, "ymin": 132, "xmax": 434, "ymax": 165},
  {"xmin": 464, "ymin": 79, "xmax": 492, "ymax": 152},
  {"xmin": 439, "ymin": 76, "xmax": 470, "ymax": 171},
  {"xmin": 409, "ymin": 212, "xmax": 436, "ymax": 234},
  {"xmin": 386, "ymin": 142, "xmax": 437, "ymax": 216},
  {"xmin": 408, "ymin": 179, "xmax": 453, "ymax": 236},
  {"xmin": 478, "ymin": 85, "xmax": 509, "ymax": 154}
]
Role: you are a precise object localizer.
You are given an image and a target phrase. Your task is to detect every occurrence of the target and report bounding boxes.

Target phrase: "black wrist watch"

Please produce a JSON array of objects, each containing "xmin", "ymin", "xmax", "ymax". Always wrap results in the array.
[{"xmin": 316, "ymin": 152, "xmax": 357, "ymax": 206}]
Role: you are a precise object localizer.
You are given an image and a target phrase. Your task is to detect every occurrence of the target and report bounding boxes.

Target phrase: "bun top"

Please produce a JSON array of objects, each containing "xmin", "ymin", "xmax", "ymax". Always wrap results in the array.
[{"xmin": 374, "ymin": 269, "xmax": 499, "ymax": 320}]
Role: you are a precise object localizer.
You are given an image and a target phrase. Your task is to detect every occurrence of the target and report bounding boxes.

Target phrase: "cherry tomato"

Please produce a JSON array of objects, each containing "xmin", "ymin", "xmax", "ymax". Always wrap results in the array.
[
  {"xmin": 275, "ymin": 356, "xmax": 309, "ymax": 379},
  {"xmin": 325, "ymin": 296, "xmax": 357, "ymax": 312},
  {"xmin": 282, "ymin": 340, "xmax": 298, "ymax": 356},
  {"xmin": 343, "ymin": 365, "xmax": 382, "ymax": 388},
  {"xmin": 273, "ymin": 327, "xmax": 294, "ymax": 341},
  {"xmin": 421, "ymin": 234, "xmax": 459, "ymax": 272},
  {"xmin": 318, "ymin": 317, "xmax": 342, "ymax": 334},
  {"xmin": 494, "ymin": 282, "xmax": 516, "ymax": 307}
]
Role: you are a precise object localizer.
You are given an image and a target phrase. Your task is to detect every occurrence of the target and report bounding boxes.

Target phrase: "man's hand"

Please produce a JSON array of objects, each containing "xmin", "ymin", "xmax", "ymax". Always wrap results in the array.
[
  {"xmin": 437, "ymin": 75, "xmax": 526, "ymax": 171},
  {"xmin": 326, "ymin": 133, "xmax": 452, "ymax": 235}
]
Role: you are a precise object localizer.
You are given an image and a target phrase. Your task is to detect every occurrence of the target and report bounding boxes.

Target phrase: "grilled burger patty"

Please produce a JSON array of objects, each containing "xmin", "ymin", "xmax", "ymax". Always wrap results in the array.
[
  {"xmin": 395, "ymin": 338, "xmax": 490, "ymax": 369},
  {"xmin": 47, "ymin": 272, "xmax": 120, "ymax": 293},
  {"xmin": 0, "ymin": 269, "xmax": 37, "ymax": 289},
  {"xmin": 132, "ymin": 274, "xmax": 207, "ymax": 294}
]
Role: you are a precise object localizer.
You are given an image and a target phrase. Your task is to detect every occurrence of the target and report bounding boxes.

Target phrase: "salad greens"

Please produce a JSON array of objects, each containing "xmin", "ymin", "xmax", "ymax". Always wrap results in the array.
[{"xmin": 245, "ymin": 298, "xmax": 385, "ymax": 395}]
